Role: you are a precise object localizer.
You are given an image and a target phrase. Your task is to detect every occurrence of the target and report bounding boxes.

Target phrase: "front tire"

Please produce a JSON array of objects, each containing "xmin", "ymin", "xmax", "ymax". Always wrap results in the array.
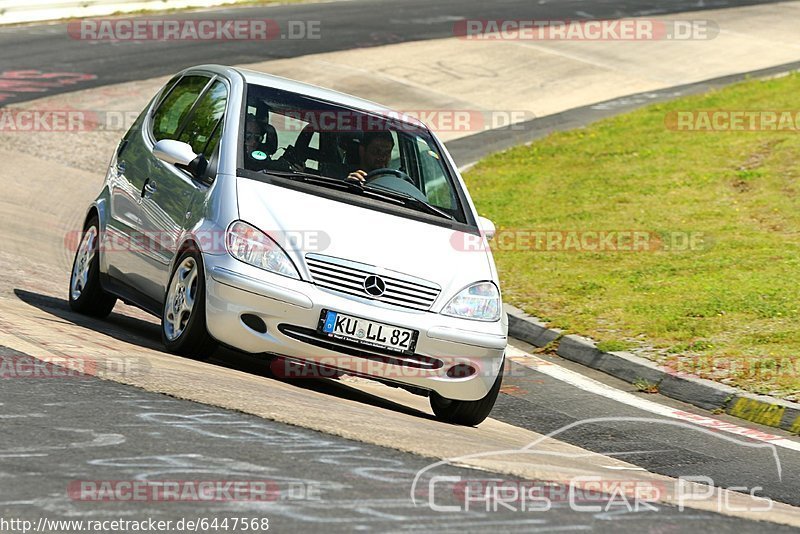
[
  {"xmin": 68, "ymin": 216, "xmax": 117, "ymax": 318},
  {"xmin": 430, "ymin": 363, "xmax": 504, "ymax": 426},
  {"xmin": 161, "ymin": 249, "xmax": 217, "ymax": 360}
]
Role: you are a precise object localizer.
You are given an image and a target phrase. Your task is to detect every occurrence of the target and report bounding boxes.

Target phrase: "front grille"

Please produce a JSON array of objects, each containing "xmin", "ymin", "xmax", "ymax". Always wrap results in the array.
[{"xmin": 305, "ymin": 254, "xmax": 440, "ymax": 311}]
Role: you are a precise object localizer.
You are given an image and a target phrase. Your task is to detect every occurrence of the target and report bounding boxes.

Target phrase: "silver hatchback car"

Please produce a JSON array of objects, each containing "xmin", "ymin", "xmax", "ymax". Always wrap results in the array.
[{"xmin": 69, "ymin": 65, "xmax": 507, "ymax": 425}]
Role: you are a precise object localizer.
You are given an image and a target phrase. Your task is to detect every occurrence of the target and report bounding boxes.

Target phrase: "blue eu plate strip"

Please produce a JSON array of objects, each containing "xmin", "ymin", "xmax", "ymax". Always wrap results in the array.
[{"xmin": 323, "ymin": 311, "xmax": 337, "ymax": 333}]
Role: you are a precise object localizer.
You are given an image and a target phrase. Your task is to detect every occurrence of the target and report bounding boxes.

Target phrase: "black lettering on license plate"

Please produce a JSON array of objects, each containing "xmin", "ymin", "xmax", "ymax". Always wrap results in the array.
[{"xmin": 331, "ymin": 315, "xmax": 411, "ymax": 349}]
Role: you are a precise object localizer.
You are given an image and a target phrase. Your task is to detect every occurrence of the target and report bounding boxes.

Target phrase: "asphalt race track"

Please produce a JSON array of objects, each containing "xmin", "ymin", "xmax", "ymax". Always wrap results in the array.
[
  {"xmin": 0, "ymin": 0, "xmax": 789, "ymax": 105},
  {"xmin": 5, "ymin": 345, "xmax": 794, "ymax": 533}
]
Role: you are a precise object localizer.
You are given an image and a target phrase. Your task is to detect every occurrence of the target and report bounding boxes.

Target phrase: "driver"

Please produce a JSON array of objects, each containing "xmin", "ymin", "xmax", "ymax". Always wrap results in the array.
[{"xmin": 345, "ymin": 131, "xmax": 394, "ymax": 184}]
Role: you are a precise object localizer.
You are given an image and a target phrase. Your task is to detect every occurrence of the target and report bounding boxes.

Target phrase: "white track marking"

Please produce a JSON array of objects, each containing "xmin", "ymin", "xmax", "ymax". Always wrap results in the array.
[{"xmin": 506, "ymin": 345, "xmax": 800, "ymax": 453}]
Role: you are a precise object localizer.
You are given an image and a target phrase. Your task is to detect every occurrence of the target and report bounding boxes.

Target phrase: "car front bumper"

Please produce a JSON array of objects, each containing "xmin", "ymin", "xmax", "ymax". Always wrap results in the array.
[{"xmin": 203, "ymin": 253, "xmax": 507, "ymax": 401}]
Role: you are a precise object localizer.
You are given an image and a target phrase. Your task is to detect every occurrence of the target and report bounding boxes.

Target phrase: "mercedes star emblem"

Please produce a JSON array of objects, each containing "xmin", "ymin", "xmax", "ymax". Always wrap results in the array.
[{"xmin": 363, "ymin": 275, "xmax": 386, "ymax": 297}]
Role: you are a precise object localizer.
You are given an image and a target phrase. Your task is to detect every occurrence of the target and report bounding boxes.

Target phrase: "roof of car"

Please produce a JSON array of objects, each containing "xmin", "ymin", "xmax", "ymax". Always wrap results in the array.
[{"xmin": 234, "ymin": 66, "xmax": 397, "ymax": 116}]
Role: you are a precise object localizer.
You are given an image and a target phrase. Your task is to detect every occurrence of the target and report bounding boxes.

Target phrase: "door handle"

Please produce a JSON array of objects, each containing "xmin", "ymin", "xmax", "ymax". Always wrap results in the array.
[{"xmin": 142, "ymin": 179, "xmax": 157, "ymax": 198}]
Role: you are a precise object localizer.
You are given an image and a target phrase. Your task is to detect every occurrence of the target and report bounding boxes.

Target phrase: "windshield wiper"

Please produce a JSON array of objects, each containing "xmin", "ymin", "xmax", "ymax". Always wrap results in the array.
[
  {"xmin": 263, "ymin": 169, "xmax": 454, "ymax": 220},
  {"xmin": 262, "ymin": 170, "xmax": 364, "ymax": 192},
  {"xmin": 363, "ymin": 185, "xmax": 455, "ymax": 220}
]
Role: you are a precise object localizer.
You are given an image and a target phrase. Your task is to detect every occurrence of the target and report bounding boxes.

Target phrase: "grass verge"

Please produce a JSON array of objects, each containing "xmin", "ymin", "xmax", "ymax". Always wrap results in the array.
[{"xmin": 465, "ymin": 72, "xmax": 800, "ymax": 400}]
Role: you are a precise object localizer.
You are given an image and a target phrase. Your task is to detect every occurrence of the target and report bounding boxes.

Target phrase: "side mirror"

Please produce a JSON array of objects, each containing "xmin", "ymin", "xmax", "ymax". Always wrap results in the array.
[
  {"xmin": 477, "ymin": 216, "xmax": 496, "ymax": 241},
  {"xmin": 153, "ymin": 139, "xmax": 197, "ymax": 166}
]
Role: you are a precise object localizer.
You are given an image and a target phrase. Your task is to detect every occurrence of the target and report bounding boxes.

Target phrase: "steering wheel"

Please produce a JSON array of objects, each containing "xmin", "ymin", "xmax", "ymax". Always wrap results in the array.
[{"xmin": 365, "ymin": 168, "xmax": 414, "ymax": 185}]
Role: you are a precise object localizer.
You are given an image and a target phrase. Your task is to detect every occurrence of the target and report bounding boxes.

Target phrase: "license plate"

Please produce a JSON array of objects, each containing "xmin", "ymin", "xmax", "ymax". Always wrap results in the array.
[{"xmin": 318, "ymin": 310, "xmax": 418, "ymax": 354}]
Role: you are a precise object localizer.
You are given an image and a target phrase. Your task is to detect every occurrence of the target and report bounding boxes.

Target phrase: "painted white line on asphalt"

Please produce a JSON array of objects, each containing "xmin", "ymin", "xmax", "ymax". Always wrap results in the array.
[
  {"xmin": 601, "ymin": 466, "xmax": 647, "ymax": 471},
  {"xmin": 506, "ymin": 345, "xmax": 800, "ymax": 453}
]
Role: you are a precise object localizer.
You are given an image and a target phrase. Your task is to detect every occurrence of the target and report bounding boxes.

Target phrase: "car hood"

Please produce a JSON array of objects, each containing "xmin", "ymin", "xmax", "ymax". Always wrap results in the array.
[{"xmin": 236, "ymin": 178, "xmax": 495, "ymax": 306}]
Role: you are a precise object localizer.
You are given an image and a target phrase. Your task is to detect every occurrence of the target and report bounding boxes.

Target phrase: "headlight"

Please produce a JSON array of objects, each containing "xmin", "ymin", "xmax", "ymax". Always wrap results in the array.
[
  {"xmin": 226, "ymin": 221, "xmax": 300, "ymax": 279},
  {"xmin": 442, "ymin": 281, "xmax": 501, "ymax": 321}
]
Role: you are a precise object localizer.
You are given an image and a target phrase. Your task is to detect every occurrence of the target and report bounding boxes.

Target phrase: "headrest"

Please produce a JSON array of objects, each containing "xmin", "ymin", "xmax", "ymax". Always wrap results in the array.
[{"xmin": 263, "ymin": 124, "xmax": 278, "ymax": 156}]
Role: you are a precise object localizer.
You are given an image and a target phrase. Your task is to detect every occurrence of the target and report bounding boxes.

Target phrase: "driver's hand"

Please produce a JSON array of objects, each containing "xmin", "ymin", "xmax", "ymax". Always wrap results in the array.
[{"xmin": 346, "ymin": 170, "xmax": 367, "ymax": 184}]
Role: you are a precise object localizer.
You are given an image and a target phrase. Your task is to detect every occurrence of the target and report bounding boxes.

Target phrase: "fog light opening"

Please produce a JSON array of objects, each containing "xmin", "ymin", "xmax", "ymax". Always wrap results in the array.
[
  {"xmin": 241, "ymin": 313, "xmax": 267, "ymax": 334},
  {"xmin": 446, "ymin": 363, "xmax": 476, "ymax": 378}
]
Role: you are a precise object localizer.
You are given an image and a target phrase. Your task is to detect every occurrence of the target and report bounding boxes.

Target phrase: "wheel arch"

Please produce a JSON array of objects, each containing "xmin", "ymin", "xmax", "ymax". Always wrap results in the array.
[
  {"xmin": 80, "ymin": 201, "xmax": 109, "ymax": 275},
  {"xmin": 81, "ymin": 202, "xmax": 102, "ymax": 230},
  {"xmin": 168, "ymin": 236, "xmax": 206, "ymax": 283}
]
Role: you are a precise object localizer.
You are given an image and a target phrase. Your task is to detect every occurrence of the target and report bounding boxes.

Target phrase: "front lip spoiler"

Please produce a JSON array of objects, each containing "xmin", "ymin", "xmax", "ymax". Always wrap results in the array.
[{"xmin": 209, "ymin": 266, "xmax": 313, "ymax": 309}]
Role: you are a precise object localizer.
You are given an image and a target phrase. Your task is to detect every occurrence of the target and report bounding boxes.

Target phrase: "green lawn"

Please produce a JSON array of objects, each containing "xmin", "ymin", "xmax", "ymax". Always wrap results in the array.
[{"xmin": 465, "ymin": 72, "xmax": 800, "ymax": 400}]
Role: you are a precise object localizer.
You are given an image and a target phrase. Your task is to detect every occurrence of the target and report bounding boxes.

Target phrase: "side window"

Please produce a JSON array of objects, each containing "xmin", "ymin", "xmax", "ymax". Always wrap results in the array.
[
  {"xmin": 416, "ymin": 137, "xmax": 453, "ymax": 209},
  {"xmin": 153, "ymin": 74, "xmax": 181, "ymax": 111},
  {"xmin": 179, "ymin": 80, "xmax": 228, "ymax": 155},
  {"xmin": 151, "ymin": 75, "xmax": 209, "ymax": 141}
]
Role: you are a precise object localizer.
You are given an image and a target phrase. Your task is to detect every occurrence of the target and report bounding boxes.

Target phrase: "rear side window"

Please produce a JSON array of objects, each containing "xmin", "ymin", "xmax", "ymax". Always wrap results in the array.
[
  {"xmin": 152, "ymin": 75, "xmax": 209, "ymax": 141},
  {"xmin": 178, "ymin": 80, "xmax": 228, "ymax": 155}
]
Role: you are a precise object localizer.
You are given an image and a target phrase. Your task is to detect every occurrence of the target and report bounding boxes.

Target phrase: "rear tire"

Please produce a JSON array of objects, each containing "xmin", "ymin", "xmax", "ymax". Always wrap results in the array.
[
  {"xmin": 68, "ymin": 216, "xmax": 117, "ymax": 318},
  {"xmin": 161, "ymin": 249, "xmax": 217, "ymax": 360},
  {"xmin": 430, "ymin": 363, "xmax": 503, "ymax": 426}
]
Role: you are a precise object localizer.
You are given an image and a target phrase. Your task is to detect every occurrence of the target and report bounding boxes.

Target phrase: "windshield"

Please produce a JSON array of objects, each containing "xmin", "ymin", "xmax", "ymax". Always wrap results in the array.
[{"xmin": 241, "ymin": 83, "xmax": 468, "ymax": 223}]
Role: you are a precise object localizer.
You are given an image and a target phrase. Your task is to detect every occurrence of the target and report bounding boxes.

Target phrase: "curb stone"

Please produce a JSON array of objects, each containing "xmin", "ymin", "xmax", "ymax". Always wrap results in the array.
[{"xmin": 504, "ymin": 304, "xmax": 800, "ymax": 434}]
